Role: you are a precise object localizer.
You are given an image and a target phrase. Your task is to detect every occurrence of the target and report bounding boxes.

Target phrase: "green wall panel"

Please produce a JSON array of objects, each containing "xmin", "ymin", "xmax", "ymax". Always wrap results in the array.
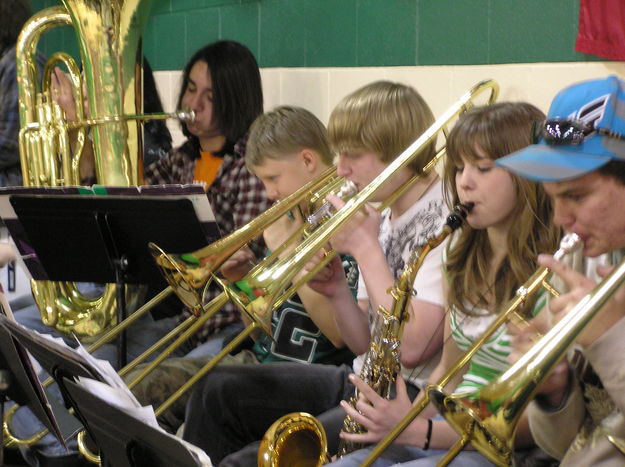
[
  {"xmin": 358, "ymin": 0, "xmax": 417, "ymax": 66},
  {"xmin": 306, "ymin": 0, "xmax": 358, "ymax": 67},
  {"xmin": 418, "ymin": 1, "xmax": 490, "ymax": 65},
  {"xmin": 28, "ymin": 0, "xmax": 603, "ymax": 70},
  {"xmin": 221, "ymin": 4, "xmax": 261, "ymax": 58}
]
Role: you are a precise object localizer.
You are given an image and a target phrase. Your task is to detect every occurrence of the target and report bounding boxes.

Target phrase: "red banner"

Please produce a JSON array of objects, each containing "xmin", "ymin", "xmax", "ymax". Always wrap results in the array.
[{"xmin": 576, "ymin": 0, "xmax": 625, "ymax": 60}]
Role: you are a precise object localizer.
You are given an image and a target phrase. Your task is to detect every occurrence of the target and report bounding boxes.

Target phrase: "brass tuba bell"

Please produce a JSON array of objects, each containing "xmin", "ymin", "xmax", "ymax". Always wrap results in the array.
[{"xmin": 16, "ymin": 0, "xmax": 153, "ymax": 337}]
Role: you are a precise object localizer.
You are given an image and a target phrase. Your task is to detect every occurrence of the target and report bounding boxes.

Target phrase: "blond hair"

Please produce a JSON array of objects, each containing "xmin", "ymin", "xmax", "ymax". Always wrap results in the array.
[
  {"xmin": 245, "ymin": 106, "xmax": 334, "ymax": 169},
  {"xmin": 328, "ymin": 81, "xmax": 435, "ymax": 172}
]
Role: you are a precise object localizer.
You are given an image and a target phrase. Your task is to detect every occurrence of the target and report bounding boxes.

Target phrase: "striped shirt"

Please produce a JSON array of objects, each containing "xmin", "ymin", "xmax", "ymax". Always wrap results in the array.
[{"xmin": 451, "ymin": 290, "xmax": 548, "ymax": 394}]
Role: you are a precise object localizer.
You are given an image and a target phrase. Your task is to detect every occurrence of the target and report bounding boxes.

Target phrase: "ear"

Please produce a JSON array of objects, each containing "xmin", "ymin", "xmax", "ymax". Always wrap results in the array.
[{"xmin": 300, "ymin": 149, "xmax": 318, "ymax": 173}]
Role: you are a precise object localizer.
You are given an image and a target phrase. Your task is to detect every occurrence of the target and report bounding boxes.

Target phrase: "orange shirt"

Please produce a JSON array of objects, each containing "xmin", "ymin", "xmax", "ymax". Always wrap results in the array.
[{"xmin": 193, "ymin": 151, "xmax": 224, "ymax": 189}]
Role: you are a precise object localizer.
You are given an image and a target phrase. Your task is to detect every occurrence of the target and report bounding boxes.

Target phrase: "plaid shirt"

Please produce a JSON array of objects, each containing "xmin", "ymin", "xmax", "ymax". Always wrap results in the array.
[{"xmin": 144, "ymin": 137, "xmax": 271, "ymax": 346}]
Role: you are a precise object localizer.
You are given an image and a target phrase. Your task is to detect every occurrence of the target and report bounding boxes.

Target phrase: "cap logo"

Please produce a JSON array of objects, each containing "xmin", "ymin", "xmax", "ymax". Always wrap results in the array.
[{"xmin": 569, "ymin": 93, "xmax": 610, "ymax": 129}]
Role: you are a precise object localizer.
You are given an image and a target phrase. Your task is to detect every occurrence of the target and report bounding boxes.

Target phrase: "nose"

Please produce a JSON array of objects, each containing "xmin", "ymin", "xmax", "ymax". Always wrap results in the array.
[
  {"xmin": 336, "ymin": 155, "xmax": 351, "ymax": 178},
  {"xmin": 265, "ymin": 185, "xmax": 279, "ymax": 201},
  {"xmin": 189, "ymin": 93, "xmax": 204, "ymax": 112},
  {"xmin": 456, "ymin": 166, "xmax": 475, "ymax": 191},
  {"xmin": 552, "ymin": 199, "xmax": 574, "ymax": 229}
]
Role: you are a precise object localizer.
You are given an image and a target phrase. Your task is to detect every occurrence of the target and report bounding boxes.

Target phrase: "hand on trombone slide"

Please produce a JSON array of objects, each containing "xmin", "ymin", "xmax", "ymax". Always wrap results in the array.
[
  {"xmin": 299, "ymin": 251, "xmax": 349, "ymax": 299},
  {"xmin": 220, "ymin": 246, "xmax": 256, "ymax": 282},
  {"xmin": 324, "ymin": 194, "xmax": 381, "ymax": 258},
  {"xmin": 338, "ymin": 374, "xmax": 418, "ymax": 446},
  {"xmin": 507, "ymin": 313, "xmax": 570, "ymax": 408},
  {"xmin": 538, "ymin": 253, "xmax": 625, "ymax": 348}
]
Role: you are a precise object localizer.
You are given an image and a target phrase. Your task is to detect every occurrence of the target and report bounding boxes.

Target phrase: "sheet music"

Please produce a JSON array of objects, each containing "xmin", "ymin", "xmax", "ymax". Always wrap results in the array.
[{"xmin": 75, "ymin": 371, "xmax": 213, "ymax": 466}]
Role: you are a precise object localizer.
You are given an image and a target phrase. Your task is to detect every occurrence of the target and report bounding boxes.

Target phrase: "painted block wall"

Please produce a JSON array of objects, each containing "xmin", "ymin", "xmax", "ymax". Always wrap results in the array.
[
  {"xmin": 30, "ymin": 0, "xmax": 597, "ymax": 71},
  {"xmin": 27, "ymin": 1, "xmax": 621, "ymax": 149}
]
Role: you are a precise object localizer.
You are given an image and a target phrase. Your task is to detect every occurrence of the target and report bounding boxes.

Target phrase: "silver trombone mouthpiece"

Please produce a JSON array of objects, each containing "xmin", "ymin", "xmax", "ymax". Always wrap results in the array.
[
  {"xmin": 306, "ymin": 181, "xmax": 358, "ymax": 227},
  {"xmin": 553, "ymin": 232, "xmax": 582, "ymax": 261},
  {"xmin": 175, "ymin": 109, "xmax": 195, "ymax": 122}
]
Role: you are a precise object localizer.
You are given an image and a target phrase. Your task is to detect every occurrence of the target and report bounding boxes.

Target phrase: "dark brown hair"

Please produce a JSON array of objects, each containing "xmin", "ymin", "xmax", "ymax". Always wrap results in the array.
[
  {"xmin": 178, "ymin": 40, "xmax": 263, "ymax": 155},
  {"xmin": 444, "ymin": 102, "xmax": 561, "ymax": 316}
]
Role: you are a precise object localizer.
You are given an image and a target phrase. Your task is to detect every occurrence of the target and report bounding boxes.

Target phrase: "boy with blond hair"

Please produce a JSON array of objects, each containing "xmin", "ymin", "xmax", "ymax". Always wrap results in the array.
[{"xmin": 127, "ymin": 105, "xmax": 358, "ymax": 433}]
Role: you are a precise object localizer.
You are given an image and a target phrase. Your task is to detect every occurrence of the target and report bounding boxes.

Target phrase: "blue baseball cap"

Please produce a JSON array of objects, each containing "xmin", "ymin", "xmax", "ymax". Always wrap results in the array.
[{"xmin": 496, "ymin": 75, "xmax": 625, "ymax": 182}]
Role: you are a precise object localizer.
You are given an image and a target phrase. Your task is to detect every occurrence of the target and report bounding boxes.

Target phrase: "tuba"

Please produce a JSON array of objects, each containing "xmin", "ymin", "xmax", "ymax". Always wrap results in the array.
[
  {"xmin": 16, "ymin": 0, "xmax": 152, "ymax": 337},
  {"xmin": 429, "ymin": 249, "xmax": 625, "ymax": 466}
]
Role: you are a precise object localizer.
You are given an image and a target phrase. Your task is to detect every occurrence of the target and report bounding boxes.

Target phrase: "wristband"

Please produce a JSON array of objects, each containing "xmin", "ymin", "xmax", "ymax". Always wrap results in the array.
[{"xmin": 423, "ymin": 418, "xmax": 433, "ymax": 450}]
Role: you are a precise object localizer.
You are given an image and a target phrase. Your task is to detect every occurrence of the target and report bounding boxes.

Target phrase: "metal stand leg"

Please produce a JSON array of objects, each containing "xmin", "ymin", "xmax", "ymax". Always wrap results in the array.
[{"xmin": 114, "ymin": 257, "xmax": 129, "ymax": 370}]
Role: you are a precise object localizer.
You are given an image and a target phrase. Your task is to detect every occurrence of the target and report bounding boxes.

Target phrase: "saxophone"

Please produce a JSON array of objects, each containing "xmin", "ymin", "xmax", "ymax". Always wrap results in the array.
[{"xmin": 337, "ymin": 203, "xmax": 471, "ymax": 457}]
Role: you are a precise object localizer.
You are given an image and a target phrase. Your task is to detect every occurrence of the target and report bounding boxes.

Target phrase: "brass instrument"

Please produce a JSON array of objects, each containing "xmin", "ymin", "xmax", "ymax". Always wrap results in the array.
[
  {"xmin": 259, "ymin": 413, "xmax": 329, "ymax": 467},
  {"xmin": 16, "ymin": 0, "xmax": 150, "ymax": 338},
  {"xmin": 151, "ymin": 165, "xmax": 342, "ymax": 312},
  {"xmin": 257, "ymin": 80, "xmax": 500, "ymax": 467},
  {"xmin": 218, "ymin": 80, "xmax": 498, "ymax": 327},
  {"xmin": 2, "ymin": 168, "xmax": 342, "ymax": 452},
  {"xmin": 429, "ymin": 246, "xmax": 625, "ymax": 467},
  {"xmin": 361, "ymin": 233, "xmax": 582, "ymax": 467},
  {"xmin": 5, "ymin": 0, "xmax": 190, "ymax": 457},
  {"xmin": 338, "ymin": 204, "xmax": 470, "ymax": 457}
]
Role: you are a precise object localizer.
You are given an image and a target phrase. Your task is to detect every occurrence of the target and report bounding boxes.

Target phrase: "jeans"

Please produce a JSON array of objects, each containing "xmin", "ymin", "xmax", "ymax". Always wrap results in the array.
[
  {"xmin": 194, "ymin": 363, "xmax": 421, "ymax": 467},
  {"xmin": 325, "ymin": 444, "xmax": 496, "ymax": 467}
]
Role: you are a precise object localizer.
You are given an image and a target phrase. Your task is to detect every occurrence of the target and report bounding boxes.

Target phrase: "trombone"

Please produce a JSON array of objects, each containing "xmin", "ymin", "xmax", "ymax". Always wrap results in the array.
[
  {"xmin": 429, "ymin": 250, "xmax": 625, "ymax": 466},
  {"xmin": 132, "ymin": 79, "xmax": 501, "ymax": 403},
  {"xmin": 361, "ymin": 233, "xmax": 582, "ymax": 467},
  {"xmin": 2, "ymin": 167, "xmax": 339, "ymax": 449}
]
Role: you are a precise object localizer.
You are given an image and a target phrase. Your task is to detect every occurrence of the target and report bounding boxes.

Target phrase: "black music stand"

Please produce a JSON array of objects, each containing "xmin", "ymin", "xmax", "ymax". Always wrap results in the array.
[
  {"xmin": 62, "ymin": 378, "xmax": 208, "ymax": 467},
  {"xmin": 0, "ymin": 313, "xmax": 108, "ymax": 460},
  {"xmin": 0, "ymin": 319, "xmax": 66, "ymax": 465},
  {"xmin": 0, "ymin": 315, "xmax": 207, "ymax": 467},
  {"xmin": 8, "ymin": 194, "xmax": 214, "ymax": 368}
]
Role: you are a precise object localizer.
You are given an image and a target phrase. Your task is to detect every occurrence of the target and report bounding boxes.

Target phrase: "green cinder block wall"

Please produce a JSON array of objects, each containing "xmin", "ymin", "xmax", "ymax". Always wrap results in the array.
[{"xmin": 30, "ymin": 0, "xmax": 599, "ymax": 71}]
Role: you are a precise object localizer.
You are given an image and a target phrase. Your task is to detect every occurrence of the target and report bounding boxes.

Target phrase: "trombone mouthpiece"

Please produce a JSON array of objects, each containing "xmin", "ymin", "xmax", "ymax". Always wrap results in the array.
[
  {"xmin": 553, "ymin": 232, "xmax": 582, "ymax": 260},
  {"xmin": 175, "ymin": 109, "xmax": 195, "ymax": 122},
  {"xmin": 306, "ymin": 180, "xmax": 358, "ymax": 227}
]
